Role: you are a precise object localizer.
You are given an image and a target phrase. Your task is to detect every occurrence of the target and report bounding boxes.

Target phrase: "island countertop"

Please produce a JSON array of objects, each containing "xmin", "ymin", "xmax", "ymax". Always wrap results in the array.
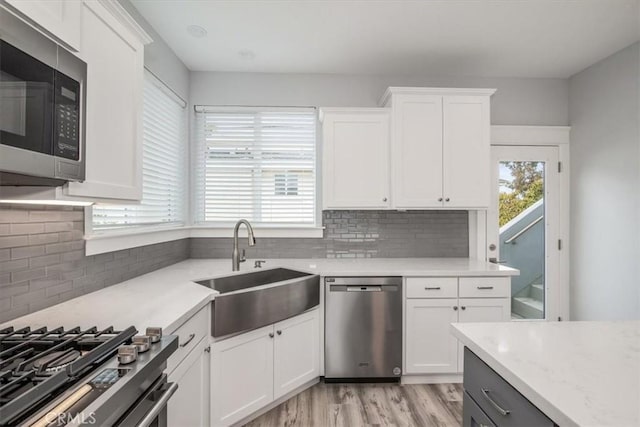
[{"xmin": 452, "ymin": 321, "xmax": 640, "ymax": 427}]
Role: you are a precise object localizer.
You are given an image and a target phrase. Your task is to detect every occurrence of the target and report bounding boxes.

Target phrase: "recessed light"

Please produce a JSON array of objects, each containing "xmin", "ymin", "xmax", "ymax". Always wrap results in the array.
[
  {"xmin": 186, "ymin": 24, "xmax": 207, "ymax": 38},
  {"xmin": 238, "ymin": 49, "xmax": 256, "ymax": 60}
]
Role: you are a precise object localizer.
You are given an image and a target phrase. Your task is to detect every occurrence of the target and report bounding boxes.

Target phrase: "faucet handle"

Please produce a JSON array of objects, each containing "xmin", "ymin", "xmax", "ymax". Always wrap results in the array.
[
  {"xmin": 254, "ymin": 260, "xmax": 266, "ymax": 268},
  {"xmin": 240, "ymin": 249, "xmax": 247, "ymax": 263}
]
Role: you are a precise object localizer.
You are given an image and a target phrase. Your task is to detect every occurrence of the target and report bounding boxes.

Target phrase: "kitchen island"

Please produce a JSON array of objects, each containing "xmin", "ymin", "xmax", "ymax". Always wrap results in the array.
[{"xmin": 452, "ymin": 320, "xmax": 640, "ymax": 427}]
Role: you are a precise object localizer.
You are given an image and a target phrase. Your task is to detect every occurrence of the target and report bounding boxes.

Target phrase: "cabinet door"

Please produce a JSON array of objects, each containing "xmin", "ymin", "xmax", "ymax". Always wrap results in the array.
[
  {"xmin": 405, "ymin": 298, "xmax": 459, "ymax": 374},
  {"xmin": 322, "ymin": 109, "xmax": 390, "ymax": 209},
  {"xmin": 273, "ymin": 309, "xmax": 320, "ymax": 400},
  {"xmin": 65, "ymin": 0, "xmax": 144, "ymax": 201},
  {"xmin": 5, "ymin": 0, "xmax": 81, "ymax": 50},
  {"xmin": 457, "ymin": 298, "xmax": 510, "ymax": 372},
  {"xmin": 211, "ymin": 325, "xmax": 274, "ymax": 427},
  {"xmin": 168, "ymin": 338, "xmax": 210, "ymax": 427},
  {"xmin": 390, "ymin": 94, "xmax": 444, "ymax": 208},
  {"xmin": 442, "ymin": 95, "xmax": 490, "ymax": 208}
]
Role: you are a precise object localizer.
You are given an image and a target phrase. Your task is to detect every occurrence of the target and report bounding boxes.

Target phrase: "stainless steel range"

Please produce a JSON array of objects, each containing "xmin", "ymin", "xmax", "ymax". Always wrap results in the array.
[{"xmin": 0, "ymin": 325, "xmax": 178, "ymax": 426}]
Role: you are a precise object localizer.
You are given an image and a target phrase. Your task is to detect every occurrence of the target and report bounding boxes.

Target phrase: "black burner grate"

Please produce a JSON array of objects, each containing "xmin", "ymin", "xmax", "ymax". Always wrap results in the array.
[{"xmin": 0, "ymin": 325, "xmax": 137, "ymax": 426}]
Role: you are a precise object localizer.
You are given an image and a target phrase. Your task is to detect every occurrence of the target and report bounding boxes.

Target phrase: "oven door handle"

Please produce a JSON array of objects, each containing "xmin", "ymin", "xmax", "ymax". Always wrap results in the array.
[{"xmin": 137, "ymin": 381, "xmax": 179, "ymax": 427}]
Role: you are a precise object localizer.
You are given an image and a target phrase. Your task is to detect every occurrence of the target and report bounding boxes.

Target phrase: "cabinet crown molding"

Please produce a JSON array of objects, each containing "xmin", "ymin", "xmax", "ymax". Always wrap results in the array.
[
  {"xmin": 379, "ymin": 87, "xmax": 497, "ymax": 106},
  {"xmin": 95, "ymin": 0, "xmax": 153, "ymax": 44}
]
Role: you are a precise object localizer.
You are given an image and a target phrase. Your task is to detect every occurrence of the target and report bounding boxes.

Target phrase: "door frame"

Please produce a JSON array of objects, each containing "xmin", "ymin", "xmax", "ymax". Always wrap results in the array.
[{"xmin": 469, "ymin": 125, "xmax": 570, "ymax": 321}]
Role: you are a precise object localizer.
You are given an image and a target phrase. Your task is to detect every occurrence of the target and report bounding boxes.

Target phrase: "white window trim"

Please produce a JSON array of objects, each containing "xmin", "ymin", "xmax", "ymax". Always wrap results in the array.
[
  {"xmin": 192, "ymin": 105, "xmax": 321, "ymax": 228},
  {"xmin": 84, "ymin": 220, "xmax": 324, "ymax": 256}
]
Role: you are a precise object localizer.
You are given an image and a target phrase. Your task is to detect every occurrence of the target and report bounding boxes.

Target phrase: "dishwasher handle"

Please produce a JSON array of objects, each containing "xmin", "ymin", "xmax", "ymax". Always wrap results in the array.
[
  {"xmin": 347, "ymin": 286, "xmax": 383, "ymax": 292},
  {"xmin": 329, "ymin": 285, "xmax": 398, "ymax": 292}
]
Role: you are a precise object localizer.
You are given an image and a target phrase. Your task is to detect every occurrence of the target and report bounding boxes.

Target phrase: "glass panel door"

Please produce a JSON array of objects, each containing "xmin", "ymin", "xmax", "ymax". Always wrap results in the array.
[{"xmin": 488, "ymin": 146, "xmax": 559, "ymax": 320}]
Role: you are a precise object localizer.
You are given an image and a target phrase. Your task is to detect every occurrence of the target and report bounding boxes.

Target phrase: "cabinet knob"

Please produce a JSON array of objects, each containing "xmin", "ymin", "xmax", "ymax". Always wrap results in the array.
[
  {"xmin": 453, "ymin": 306, "xmax": 458, "ymax": 311},
  {"xmin": 461, "ymin": 306, "xmax": 466, "ymax": 310},
  {"xmin": 268, "ymin": 332, "xmax": 274, "ymax": 338},
  {"xmin": 438, "ymin": 197, "xmax": 443, "ymax": 202},
  {"xmin": 205, "ymin": 346, "xmax": 211, "ymax": 353},
  {"xmin": 277, "ymin": 330, "xmax": 282, "ymax": 335},
  {"xmin": 445, "ymin": 198, "xmax": 450, "ymax": 202},
  {"xmin": 382, "ymin": 197, "xmax": 388, "ymax": 202}
]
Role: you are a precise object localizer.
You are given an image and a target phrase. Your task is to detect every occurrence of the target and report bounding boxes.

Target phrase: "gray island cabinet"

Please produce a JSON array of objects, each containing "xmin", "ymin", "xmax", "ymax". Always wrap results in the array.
[{"xmin": 463, "ymin": 348, "xmax": 554, "ymax": 427}]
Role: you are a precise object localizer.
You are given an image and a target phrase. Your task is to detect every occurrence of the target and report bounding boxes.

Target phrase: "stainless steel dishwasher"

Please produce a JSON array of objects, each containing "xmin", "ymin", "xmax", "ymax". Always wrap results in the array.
[{"xmin": 325, "ymin": 277, "xmax": 402, "ymax": 380}]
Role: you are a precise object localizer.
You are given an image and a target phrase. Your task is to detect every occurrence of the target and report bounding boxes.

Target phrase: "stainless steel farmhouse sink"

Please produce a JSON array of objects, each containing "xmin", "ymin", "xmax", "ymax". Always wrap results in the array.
[{"xmin": 195, "ymin": 268, "xmax": 320, "ymax": 337}]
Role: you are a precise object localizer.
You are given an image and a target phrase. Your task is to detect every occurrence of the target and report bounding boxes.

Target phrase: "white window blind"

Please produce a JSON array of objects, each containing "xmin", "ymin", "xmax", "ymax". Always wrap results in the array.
[
  {"xmin": 193, "ymin": 107, "xmax": 317, "ymax": 226},
  {"xmin": 92, "ymin": 71, "xmax": 187, "ymax": 231}
]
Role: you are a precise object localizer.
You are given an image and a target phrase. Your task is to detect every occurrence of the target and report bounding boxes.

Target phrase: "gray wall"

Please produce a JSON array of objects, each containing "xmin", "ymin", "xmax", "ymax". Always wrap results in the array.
[
  {"xmin": 0, "ymin": 205, "xmax": 189, "ymax": 323},
  {"xmin": 192, "ymin": 210, "xmax": 469, "ymax": 259},
  {"xmin": 569, "ymin": 42, "xmax": 640, "ymax": 320},
  {"xmin": 119, "ymin": 0, "xmax": 190, "ymax": 100},
  {"xmin": 190, "ymin": 71, "xmax": 569, "ymax": 125}
]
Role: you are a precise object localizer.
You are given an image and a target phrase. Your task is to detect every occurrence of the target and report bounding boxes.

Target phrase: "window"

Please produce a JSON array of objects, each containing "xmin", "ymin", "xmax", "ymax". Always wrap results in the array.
[
  {"xmin": 193, "ymin": 107, "xmax": 317, "ymax": 226},
  {"xmin": 91, "ymin": 71, "xmax": 187, "ymax": 231}
]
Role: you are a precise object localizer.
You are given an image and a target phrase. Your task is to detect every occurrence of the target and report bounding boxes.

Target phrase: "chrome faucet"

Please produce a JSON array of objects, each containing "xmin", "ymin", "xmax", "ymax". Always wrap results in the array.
[{"xmin": 232, "ymin": 219, "xmax": 256, "ymax": 271}]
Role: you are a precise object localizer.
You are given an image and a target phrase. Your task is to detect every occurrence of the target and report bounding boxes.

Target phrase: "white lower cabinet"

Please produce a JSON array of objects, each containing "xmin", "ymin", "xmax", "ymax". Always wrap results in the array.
[
  {"xmin": 404, "ymin": 277, "xmax": 510, "ymax": 376},
  {"xmin": 273, "ymin": 310, "xmax": 320, "ymax": 399},
  {"xmin": 405, "ymin": 298, "xmax": 459, "ymax": 374},
  {"xmin": 211, "ymin": 325, "xmax": 274, "ymax": 426},
  {"xmin": 211, "ymin": 309, "xmax": 320, "ymax": 427},
  {"xmin": 168, "ymin": 338, "xmax": 210, "ymax": 427}
]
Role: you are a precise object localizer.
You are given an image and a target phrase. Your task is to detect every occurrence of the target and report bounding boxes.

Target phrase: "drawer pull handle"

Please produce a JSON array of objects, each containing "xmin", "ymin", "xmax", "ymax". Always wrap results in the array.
[
  {"xmin": 481, "ymin": 388, "xmax": 511, "ymax": 416},
  {"xmin": 425, "ymin": 287, "xmax": 441, "ymax": 290},
  {"xmin": 179, "ymin": 333, "xmax": 196, "ymax": 348},
  {"xmin": 477, "ymin": 286, "xmax": 494, "ymax": 290}
]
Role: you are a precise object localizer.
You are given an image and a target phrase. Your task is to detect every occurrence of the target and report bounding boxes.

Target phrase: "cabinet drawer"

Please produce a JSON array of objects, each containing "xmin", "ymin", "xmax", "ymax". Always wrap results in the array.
[
  {"xmin": 167, "ymin": 305, "xmax": 209, "ymax": 373},
  {"xmin": 464, "ymin": 348, "xmax": 553, "ymax": 427},
  {"xmin": 463, "ymin": 391, "xmax": 495, "ymax": 427},
  {"xmin": 459, "ymin": 277, "xmax": 510, "ymax": 298},
  {"xmin": 406, "ymin": 277, "xmax": 457, "ymax": 298}
]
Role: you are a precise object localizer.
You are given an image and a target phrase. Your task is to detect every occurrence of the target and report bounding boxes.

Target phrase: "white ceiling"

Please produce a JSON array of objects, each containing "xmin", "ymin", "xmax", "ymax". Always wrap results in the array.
[{"xmin": 131, "ymin": 0, "xmax": 640, "ymax": 78}]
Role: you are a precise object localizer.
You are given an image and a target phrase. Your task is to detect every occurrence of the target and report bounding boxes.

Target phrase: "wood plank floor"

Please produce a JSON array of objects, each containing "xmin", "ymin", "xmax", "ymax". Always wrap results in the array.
[{"xmin": 244, "ymin": 382, "xmax": 463, "ymax": 427}]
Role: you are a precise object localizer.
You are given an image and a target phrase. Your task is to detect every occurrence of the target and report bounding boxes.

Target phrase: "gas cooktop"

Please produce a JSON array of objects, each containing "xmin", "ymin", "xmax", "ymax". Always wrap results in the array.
[{"xmin": 0, "ymin": 324, "xmax": 177, "ymax": 426}]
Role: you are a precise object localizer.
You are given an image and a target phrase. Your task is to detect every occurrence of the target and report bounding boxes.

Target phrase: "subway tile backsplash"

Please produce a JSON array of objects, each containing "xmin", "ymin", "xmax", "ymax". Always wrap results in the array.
[
  {"xmin": 1, "ymin": 206, "xmax": 468, "ymax": 323},
  {"xmin": 191, "ymin": 210, "xmax": 469, "ymax": 259},
  {"xmin": 0, "ymin": 204, "xmax": 189, "ymax": 323}
]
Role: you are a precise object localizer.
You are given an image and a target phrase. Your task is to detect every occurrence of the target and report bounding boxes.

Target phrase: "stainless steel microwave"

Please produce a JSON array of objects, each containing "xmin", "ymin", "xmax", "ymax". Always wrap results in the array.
[{"xmin": 0, "ymin": 7, "xmax": 86, "ymax": 186}]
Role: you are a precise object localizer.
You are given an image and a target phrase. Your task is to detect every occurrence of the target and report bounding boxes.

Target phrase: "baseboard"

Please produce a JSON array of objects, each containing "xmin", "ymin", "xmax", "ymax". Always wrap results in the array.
[
  {"xmin": 401, "ymin": 374, "xmax": 463, "ymax": 384},
  {"xmin": 232, "ymin": 377, "xmax": 320, "ymax": 426}
]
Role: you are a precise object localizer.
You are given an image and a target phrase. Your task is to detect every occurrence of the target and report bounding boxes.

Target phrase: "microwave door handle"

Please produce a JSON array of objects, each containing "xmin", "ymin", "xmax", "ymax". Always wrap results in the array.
[{"xmin": 137, "ymin": 381, "xmax": 179, "ymax": 427}]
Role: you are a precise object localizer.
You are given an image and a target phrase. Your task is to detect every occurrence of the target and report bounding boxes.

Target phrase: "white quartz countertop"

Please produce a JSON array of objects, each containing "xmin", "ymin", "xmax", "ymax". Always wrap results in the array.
[
  {"xmin": 2, "ymin": 257, "xmax": 516, "ymax": 334},
  {"xmin": 452, "ymin": 321, "xmax": 640, "ymax": 427},
  {"xmin": 234, "ymin": 257, "xmax": 518, "ymax": 277}
]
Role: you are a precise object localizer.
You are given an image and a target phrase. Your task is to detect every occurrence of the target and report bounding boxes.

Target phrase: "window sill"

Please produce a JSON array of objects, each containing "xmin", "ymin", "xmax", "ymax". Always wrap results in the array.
[
  {"xmin": 85, "ymin": 226, "xmax": 190, "ymax": 256},
  {"xmin": 85, "ymin": 225, "xmax": 325, "ymax": 255}
]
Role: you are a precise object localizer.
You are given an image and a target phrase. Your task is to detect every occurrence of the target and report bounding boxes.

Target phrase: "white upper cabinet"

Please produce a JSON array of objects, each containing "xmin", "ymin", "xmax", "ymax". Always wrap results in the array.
[
  {"xmin": 321, "ymin": 108, "xmax": 391, "ymax": 209},
  {"xmin": 65, "ymin": 0, "xmax": 151, "ymax": 202},
  {"xmin": 5, "ymin": 0, "xmax": 81, "ymax": 50},
  {"xmin": 442, "ymin": 95, "xmax": 491, "ymax": 208},
  {"xmin": 389, "ymin": 94, "xmax": 443, "ymax": 208},
  {"xmin": 382, "ymin": 87, "xmax": 495, "ymax": 209}
]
